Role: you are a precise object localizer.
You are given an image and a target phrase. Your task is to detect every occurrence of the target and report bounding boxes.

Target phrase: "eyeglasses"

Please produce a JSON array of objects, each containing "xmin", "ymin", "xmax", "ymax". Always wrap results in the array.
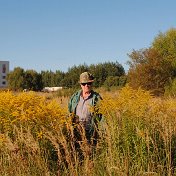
[{"xmin": 81, "ymin": 82, "xmax": 92, "ymax": 86}]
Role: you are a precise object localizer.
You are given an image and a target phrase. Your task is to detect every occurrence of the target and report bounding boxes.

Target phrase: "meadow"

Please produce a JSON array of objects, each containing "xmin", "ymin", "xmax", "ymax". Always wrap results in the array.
[{"xmin": 1, "ymin": 86, "xmax": 176, "ymax": 176}]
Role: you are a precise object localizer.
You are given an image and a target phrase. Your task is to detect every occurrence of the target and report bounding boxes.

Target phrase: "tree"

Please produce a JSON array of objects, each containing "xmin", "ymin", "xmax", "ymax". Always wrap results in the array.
[
  {"xmin": 41, "ymin": 70, "xmax": 55, "ymax": 87},
  {"xmin": 103, "ymin": 76, "xmax": 120, "ymax": 88},
  {"xmin": 89, "ymin": 64, "xmax": 106, "ymax": 87},
  {"xmin": 7, "ymin": 67, "xmax": 25, "ymax": 91},
  {"xmin": 24, "ymin": 70, "xmax": 43, "ymax": 91},
  {"xmin": 89, "ymin": 61, "xmax": 125, "ymax": 87},
  {"xmin": 7, "ymin": 61, "xmax": 125, "ymax": 90},
  {"xmin": 62, "ymin": 64, "xmax": 88, "ymax": 88},
  {"xmin": 128, "ymin": 48, "xmax": 171, "ymax": 95},
  {"xmin": 127, "ymin": 28, "xmax": 176, "ymax": 95},
  {"xmin": 55, "ymin": 70, "xmax": 65, "ymax": 86},
  {"xmin": 152, "ymin": 28, "xmax": 176, "ymax": 78}
]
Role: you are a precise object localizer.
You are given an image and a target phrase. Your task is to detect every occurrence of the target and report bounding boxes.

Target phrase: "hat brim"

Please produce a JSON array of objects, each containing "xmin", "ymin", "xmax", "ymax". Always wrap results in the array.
[{"xmin": 79, "ymin": 79, "xmax": 94, "ymax": 84}]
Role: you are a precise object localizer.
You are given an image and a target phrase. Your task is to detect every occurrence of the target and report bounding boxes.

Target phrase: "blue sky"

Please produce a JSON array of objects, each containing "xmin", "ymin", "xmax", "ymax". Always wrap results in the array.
[{"xmin": 0, "ymin": 0, "xmax": 176, "ymax": 73}]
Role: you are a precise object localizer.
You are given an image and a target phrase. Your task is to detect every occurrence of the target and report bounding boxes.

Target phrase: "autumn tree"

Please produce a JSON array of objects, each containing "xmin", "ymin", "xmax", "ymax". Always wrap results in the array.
[
  {"xmin": 127, "ymin": 28, "xmax": 176, "ymax": 95},
  {"xmin": 128, "ymin": 48, "xmax": 171, "ymax": 95}
]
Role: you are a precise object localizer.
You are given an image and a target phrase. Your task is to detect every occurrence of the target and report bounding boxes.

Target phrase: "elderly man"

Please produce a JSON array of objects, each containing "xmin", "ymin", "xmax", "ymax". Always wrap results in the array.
[{"xmin": 68, "ymin": 71, "xmax": 102, "ymax": 144}]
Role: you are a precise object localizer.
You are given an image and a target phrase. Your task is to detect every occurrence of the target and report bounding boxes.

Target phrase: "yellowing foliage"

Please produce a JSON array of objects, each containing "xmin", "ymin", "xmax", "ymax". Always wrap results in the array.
[
  {"xmin": 100, "ymin": 85, "xmax": 152, "ymax": 118},
  {"xmin": 0, "ymin": 91, "xmax": 68, "ymax": 133},
  {"xmin": 100, "ymin": 85, "xmax": 176, "ymax": 123},
  {"xmin": 1, "ymin": 86, "xmax": 176, "ymax": 175}
]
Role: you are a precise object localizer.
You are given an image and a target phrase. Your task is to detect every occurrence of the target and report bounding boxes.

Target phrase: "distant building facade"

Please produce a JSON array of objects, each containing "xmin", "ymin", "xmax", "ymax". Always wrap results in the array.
[{"xmin": 0, "ymin": 61, "xmax": 9, "ymax": 87}]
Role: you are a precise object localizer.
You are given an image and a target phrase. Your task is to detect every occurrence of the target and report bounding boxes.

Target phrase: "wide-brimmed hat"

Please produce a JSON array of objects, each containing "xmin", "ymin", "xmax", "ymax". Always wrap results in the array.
[{"xmin": 79, "ymin": 72, "xmax": 94, "ymax": 83}]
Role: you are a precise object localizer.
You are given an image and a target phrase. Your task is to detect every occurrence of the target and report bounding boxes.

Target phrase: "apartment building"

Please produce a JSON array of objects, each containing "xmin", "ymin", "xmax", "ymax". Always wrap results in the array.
[{"xmin": 0, "ymin": 61, "xmax": 9, "ymax": 87}]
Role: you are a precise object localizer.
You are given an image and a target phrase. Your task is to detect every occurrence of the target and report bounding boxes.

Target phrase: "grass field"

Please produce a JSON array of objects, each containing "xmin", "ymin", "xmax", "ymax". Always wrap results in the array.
[{"xmin": 1, "ymin": 86, "xmax": 176, "ymax": 175}]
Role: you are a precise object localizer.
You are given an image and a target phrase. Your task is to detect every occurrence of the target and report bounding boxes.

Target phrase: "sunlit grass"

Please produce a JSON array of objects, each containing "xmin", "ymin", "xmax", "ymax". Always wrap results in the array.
[{"xmin": 1, "ymin": 86, "xmax": 176, "ymax": 175}]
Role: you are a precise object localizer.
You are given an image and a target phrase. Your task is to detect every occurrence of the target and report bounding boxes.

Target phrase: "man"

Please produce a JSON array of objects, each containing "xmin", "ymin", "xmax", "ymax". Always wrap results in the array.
[{"xmin": 68, "ymin": 71, "xmax": 102, "ymax": 144}]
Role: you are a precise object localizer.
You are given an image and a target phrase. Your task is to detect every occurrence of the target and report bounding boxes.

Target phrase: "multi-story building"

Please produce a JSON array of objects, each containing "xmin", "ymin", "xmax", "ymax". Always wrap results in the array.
[{"xmin": 0, "ymin": 61, "xmax": 9, "ymax": 88}]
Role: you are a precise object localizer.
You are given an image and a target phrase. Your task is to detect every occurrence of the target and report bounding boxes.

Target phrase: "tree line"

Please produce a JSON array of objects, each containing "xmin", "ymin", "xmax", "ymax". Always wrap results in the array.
[
  {"xmin": 7, "ymin": 28, "xmax": 176, "ymax": 96},
  {"xmin": 7, "ymin": 61, "xmax": 126, "ymax": 91}
]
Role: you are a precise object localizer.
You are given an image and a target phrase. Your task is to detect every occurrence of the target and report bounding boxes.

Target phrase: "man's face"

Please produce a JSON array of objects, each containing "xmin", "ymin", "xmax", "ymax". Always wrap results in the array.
[{"xmin": 80, "ymin": 82, "xmax": 92, "ymax": 93}]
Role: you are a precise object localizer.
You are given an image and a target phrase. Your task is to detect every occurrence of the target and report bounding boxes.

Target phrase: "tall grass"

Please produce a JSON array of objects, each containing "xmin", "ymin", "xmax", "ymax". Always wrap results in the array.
[{"xmin": 1, "ymin": 86, "xmax": 176, "ymax": 175}]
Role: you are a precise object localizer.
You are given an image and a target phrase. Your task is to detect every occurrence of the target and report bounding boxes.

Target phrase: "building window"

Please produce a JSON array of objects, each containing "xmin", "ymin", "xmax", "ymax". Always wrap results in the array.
[
  {"xmin": 2, "ymin": 64, "xmax": 6, "ymax": 73},
  {"xmin": 2, "ymin": 76, "xmax": 6, "ymax": 79},
  {"xmin": 2, "ymin": 81, "xmax": 6, "ymax": 85}
]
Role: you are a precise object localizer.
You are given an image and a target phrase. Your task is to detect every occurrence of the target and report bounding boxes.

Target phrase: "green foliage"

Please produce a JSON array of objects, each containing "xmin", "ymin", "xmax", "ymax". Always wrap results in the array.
[
  {"xmin": 103, "ymin": 75, "xmax": 127, "ymax": 89},
  {"xmin": 152, "ymin": 28, "xmax": 176, "ymax": 78},
  {"xmin": 7, "ymin": 61, "xmax": 125, "ymax": 91},
  {"xmin": 164, "ymin": 78, "xmax": 176, "ymax": 97},
  {"xmin": 90, "ymin": 61, "xmax": 125, "ymax": 87},
  {"xmin": 7, "ymin": 67, "xmax": 25, "ymax": 91},
  {"xmin": 24, "ymin": 70, "xmax": 43, "ymax": 91},
  {"xmin": 41, "ymin": 70, "xmax": 65, "ymax": 87},
  {"xmin": 103, "ymin": 76, "xmax": 120, "ymax": 88},
  {"xmin": 89, "ymin": 64, "xmax": 106, "ymax": 87},
  {"xmin": 41, "ymin": 70, "xmax": 54, "ymax": 87},
  {"xmin": 152, "ymin": 28, "xmax": 176, "ymax": 61},
  {"xmin": 55, "ymin": 70, "xmax": 65, "ymax": 86},
  {"xmin": 61, "ymin": 64, "xmax": 89, "ymax": 88},
  {"xmin": 119, "ymin": 75, "xmax": 127, "ymax": 86},
  {"xmin": 7, "ymin": 67, "xmax": 43, "ymax": 91}
]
